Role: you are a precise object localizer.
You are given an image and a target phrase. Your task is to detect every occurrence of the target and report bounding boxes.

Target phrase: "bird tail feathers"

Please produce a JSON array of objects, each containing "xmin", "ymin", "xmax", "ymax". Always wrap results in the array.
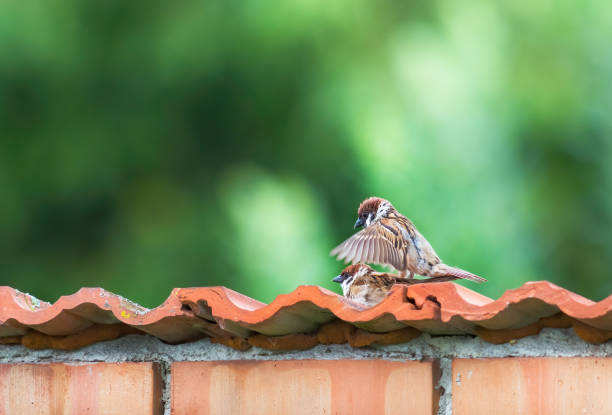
[{"xmin": 433, "ymin": 264, "xmax": 487, "ymax": 283}]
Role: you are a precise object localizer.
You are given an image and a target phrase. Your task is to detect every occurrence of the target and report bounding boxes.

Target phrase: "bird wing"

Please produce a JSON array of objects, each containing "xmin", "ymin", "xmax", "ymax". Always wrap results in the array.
[
  {"xmin": 353, "ymin": 272, "xmax": 396, "ymax": 289},
  {"xmin": 330, "ymin": 220, "xmax": 408, "ymax": 271},
  {"xmin": 391, "ymin": 275, "xmax": 460, "ymax": 285}
]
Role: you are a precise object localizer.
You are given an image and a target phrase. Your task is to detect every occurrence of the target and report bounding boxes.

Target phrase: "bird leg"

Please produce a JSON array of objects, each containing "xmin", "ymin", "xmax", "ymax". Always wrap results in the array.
[{"xmin": 400, "ymin": 271, "xmax": 414, "ymax": 279}]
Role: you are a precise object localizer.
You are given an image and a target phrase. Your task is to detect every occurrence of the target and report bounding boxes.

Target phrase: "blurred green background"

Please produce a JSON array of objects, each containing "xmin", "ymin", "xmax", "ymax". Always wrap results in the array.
[{"xmin": 2, "ymin": 1, "xmax": 611, "ymax": 307}]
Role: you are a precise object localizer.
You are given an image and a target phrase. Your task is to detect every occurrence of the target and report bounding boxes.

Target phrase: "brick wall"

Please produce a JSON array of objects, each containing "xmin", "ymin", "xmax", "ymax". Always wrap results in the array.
[
  {"xmin": 1, "ymin": 357, "xmax": 610, "ymax": 414},
  {"xmin": 1, "ymin": 329, "xmax": 611, "ymax": 415},
  {"xmin": 0, "ymin": 363, "xmax": 161, "ymax": 414}
]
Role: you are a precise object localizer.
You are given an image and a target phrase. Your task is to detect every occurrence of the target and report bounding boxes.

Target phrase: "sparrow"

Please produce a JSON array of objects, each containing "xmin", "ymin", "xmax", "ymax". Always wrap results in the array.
[
  {"xmin": 332, "ymin": 263, "xmax": 459, "ymax": 306},
  {"xmin": 331, "ymin": 197, "xmax": 486, "ymax": 282}
]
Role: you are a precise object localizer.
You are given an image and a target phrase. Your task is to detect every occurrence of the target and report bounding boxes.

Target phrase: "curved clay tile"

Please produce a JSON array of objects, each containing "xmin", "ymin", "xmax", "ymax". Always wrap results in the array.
[{"xmin": 1, "ymin": 281, "xmax": 611, "ymax": 348}]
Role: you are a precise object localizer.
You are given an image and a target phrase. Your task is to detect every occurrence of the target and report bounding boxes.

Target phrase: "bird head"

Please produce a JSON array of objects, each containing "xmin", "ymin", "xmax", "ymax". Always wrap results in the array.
[
  {"xmin": 332, "ymin": 263, "xmax": 373, "ymax": 293},
  {"xmin": 354, "ymin": 197, "xmax": 393, "ymax": 229}
]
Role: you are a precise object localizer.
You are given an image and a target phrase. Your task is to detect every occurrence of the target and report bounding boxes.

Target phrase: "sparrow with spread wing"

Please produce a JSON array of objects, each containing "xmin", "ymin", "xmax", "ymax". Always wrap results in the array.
[
  {"xmin": 331, "ymin": 197, "xmax": 486, "ymax": 282},
  {"xmin": 332, "ymin": 263, "xmax": 459, "ymax": 306}
]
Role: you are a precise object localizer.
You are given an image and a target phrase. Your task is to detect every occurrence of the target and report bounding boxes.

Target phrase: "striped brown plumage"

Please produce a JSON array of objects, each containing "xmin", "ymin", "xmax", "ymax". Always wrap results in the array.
[
  {"xmin": 333, "ymin": 263, "xmax": 459, "ymax": 306},
  {"xmin": 331, "ymin": 197, "xmax": 486, "ymax": 283}
]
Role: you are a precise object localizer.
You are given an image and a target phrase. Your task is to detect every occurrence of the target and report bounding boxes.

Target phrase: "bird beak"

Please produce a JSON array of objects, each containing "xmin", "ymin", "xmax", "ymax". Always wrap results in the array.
[
  {"xmin": 332, "ymin": 275, "xmax": 344, "ymax": 283},
  {"xmin": 354, "ymin": 217, "xmax": 365, "ymax": 229}
]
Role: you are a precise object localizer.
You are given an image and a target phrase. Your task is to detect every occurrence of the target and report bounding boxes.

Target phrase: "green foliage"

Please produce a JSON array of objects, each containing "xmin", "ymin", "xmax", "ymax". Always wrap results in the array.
[{"xmin": 1, "ymin": 1, "xmax": 611, "ymax": 306}]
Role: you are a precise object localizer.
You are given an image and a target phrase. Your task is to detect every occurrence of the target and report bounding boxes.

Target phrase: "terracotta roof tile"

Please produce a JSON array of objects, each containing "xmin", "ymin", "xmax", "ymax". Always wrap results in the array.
[{"xmin": 1, "ymin": 281, "xmax": 611, "ymax": 350}]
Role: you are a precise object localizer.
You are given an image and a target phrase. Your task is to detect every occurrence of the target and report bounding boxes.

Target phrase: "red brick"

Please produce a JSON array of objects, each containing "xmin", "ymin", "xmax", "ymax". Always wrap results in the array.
[
  {"xmin": 453, "ymin": 357, "xmax": 612, "ymax": 415},
  {"xmin": 0, "ymin": 362, "xmax": 161, "ymax": 415},
  {"xmin": 171, "ymin": 360, "xmax": 436, "ymax": 415}
]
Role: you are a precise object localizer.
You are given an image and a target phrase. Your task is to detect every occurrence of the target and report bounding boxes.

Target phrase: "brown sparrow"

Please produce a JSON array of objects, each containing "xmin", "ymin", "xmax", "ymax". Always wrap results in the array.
[
  {"xmin": 331, "ymin": 197, "xmax": 486, "ymax": 282},
  {"xmin": 332, "ymin": 263, "xmax": 459, "ymax": 306}
]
